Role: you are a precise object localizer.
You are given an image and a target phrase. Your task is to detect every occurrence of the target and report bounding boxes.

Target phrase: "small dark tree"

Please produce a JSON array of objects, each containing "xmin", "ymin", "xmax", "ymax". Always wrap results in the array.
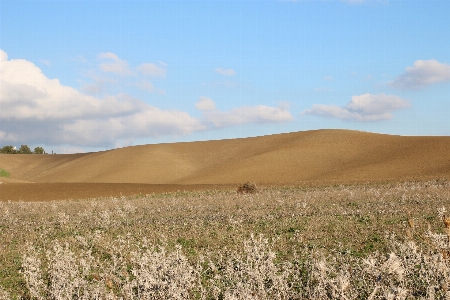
[
  {"xmin": 0, "ymin": 145, "xmax": 16, "ymax": 154},
  {"xmin": 19, "ymin": 144, "xmax": 32, "ymax": 154},
  {"xmin": 34, "ymin": 146, "xmax": 45, "ymax": 154}
]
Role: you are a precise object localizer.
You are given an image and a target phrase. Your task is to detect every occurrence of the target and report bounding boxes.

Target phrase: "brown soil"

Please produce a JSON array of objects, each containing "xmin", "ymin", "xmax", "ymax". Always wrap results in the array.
[
  {"xmin": 0, "ymin": 183, "xmax": 236, "ymax": 202},
  {"xmin": 1, "ymin": 129, "xmax": 449, "ymax": 201}
]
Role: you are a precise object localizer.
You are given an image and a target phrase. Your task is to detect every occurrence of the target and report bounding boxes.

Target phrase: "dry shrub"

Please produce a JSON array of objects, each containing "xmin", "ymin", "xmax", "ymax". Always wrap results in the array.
[
  {"xmin": 17, "ymin": 231, "xmax": 450, "ymax": 299},
  {"xmin": 237, "ymin": 181, "xmax": 257, "ymax": 194},
  {"xmin": 2, "ymin": 180, "xmax": 450, "ymax": 298},
  {"xmin": 0, "ymin": 287, "xmax": 10, "ymax": 300}
]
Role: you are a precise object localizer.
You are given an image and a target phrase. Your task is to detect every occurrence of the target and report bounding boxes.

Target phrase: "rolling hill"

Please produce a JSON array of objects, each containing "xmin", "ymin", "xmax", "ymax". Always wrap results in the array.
[{"xmin": 1, "ymin": 129, "xmax": 449, "ymax": 201}]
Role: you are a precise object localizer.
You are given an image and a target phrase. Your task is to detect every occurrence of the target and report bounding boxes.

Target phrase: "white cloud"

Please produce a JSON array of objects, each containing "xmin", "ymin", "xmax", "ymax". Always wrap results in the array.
[
  {"xmin": 201, "ymin": 102, "xmax": 293, "ymax": 128},
  {"xmin": 81, "ymin": 83, "xmax": 103, "ymax": 95},
  {"xmin": 0, "ymin": 50, "xmax": 202, "ymax": 148},
  {"xmin": 390, "ymin": 59, "xmax": 450, "ymax": 90},
  {"xmin": 196, "ymin": 96, "xmax": 292, "ymax": 128},
  {"xmin": 135, "ymin": 80, "xmax": 155, "ymax": 92},
  {"xmin": 61, "ymin": 104, "xmax": 202, "ymax": 147},
  {"xmin": 98, "ymin": 52, "xmax": 133, "ymax": 76},
  {"xmin": 98, "ymin": 52, "xmax": 120, "ymax": 60},
  {"xmin": 195, "ymin": 96, "xmax": 216, "ymax": 111},
  {"xmin": 80, "ymin": 71, "xmax": 117, "ymax": 95},
  {"xmin": 302, "ymin": 93, "xmax": 409, "ymax": 121},
  {"xmin": 0, "ymin": 49, "xmax": 8, "ymax": 62},
  {"xmin": 0, "ymin": 50, "xmax": 292, "ymax": 149},
  {"xmin": 215, "ymin": 68, "xmax": 236, "ymax": 77},
  {"xmin": 137, "ymin": 63, "xmax": 166, "ymax": 77},
  {"xmin": 82, "ymin": 55, "xmax": 167, "ymax": 95}
]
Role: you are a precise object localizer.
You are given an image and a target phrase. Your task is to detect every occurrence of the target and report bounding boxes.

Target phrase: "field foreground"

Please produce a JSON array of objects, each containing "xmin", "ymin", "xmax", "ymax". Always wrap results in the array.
[
  {"xmin": 1, "ymin": 180, "xmax": 450, "ymax": 299},
  {"xmin": 1, "ymin": 129, "xmax": 450, "ymax": 298}
]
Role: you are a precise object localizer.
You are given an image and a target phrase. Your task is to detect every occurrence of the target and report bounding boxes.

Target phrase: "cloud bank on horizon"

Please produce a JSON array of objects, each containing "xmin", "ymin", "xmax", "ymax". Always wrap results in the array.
[
  {"xmin": 0, "ymin": 0, "xmax": 449, "ymax": 152},
  {"xmin": 0, "ymin": 49, "xmax": 292, "ymax": 148},
  {"xmin": 302, "ymin": 93, "xmax": 410, "ymax": 121}
]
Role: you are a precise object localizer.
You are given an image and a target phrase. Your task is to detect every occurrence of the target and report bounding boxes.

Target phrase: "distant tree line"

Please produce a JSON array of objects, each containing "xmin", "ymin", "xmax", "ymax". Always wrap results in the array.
[{"xmin": 0, "ymin": 145, "xmax": 46, "ymax": 154}]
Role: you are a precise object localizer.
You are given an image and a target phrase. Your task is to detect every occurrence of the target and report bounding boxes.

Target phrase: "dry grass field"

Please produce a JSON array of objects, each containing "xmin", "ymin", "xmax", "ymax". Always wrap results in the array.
[
  {"xmin": 1, "ymin": 130, "xmax": 450, "ymax": 299},
  {"xmin": 1, "ymin": 181, "xmax": 450, "ymax": 299}
]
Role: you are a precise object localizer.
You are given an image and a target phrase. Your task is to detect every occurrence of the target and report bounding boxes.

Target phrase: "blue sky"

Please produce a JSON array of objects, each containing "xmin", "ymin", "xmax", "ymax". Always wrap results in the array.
[{"xmin": 1, "ymin": 0, "xmax": 449, "ymax": 153}]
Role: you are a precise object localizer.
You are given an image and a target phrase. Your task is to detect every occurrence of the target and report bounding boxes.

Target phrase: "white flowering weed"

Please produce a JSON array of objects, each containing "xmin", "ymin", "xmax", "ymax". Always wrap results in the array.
[{"xmin": 0, "ymin": 180, "xmax": 449, "ymax": 298}]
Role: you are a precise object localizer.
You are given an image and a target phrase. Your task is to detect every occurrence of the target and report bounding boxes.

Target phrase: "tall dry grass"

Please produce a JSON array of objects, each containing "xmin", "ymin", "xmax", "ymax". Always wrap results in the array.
[{"xmin": 1, "ymin": 180, "xmax": 450, "ymax": 299}]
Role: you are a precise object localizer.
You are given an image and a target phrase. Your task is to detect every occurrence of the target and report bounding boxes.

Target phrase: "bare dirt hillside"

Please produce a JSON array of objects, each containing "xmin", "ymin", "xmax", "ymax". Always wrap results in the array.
[{"xmin": 1, "ymin": 130, "xmax": 449, "ymax": 201}]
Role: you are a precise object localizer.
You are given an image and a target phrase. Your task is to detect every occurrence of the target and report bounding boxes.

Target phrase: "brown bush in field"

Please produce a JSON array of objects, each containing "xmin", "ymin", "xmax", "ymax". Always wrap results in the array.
[{"xmin": 237, "ymin": 181, "xmax": 257, "ymax": 194}]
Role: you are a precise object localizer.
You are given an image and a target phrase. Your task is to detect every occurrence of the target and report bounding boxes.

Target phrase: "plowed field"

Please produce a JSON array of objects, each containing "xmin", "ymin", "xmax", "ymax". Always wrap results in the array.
[{"xmin": 1, "ymin": 129, "xmax": 449, "ymax": 201}]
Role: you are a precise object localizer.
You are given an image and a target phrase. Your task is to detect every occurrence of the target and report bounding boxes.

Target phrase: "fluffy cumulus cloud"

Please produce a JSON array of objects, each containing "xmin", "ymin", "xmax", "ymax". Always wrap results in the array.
[
  {"xmin": 195, "ymin": 96, "xmax": 216, "ymax": 111},
  {"xmin": 0, "ymin": 49, "xmax": 202, "ymax": 147},
  {"xmin": 98, "ymin": 52, "xmax": 134, "ymax": 76},
  {"xmin": 137, "ymin": 62, "xmax": 166, "ymax": 77},
  {"xmin": 302, "ymin": 93, "xmax": 409, "ymax": 121},
  {"xmin": 84, "ymin": 53, "xmax": 167, "ymax": 94},
  {"xmin": 80, "ymin": 71, "xmax": 118, "ymax": 95},
  {"xmin": 215, "ymin": 68, "xmax": 236, "ymax": 77},
  {"xmin": 390, "ymin": 59, "xmax": 450, "ymax": 90},
  {"xmin": 197, "ymin": 97, "xmax": 293, "ymax": 128},
  {"xmin": 0, "ymin": 50, "xmax": 293, "ymax": 149}
]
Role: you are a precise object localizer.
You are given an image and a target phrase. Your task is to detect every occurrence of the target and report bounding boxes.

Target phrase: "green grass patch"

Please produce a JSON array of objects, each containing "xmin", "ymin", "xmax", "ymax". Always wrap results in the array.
[{"xmin": 0, "ymin": 168, "xmax": 10, "ymax": 178}]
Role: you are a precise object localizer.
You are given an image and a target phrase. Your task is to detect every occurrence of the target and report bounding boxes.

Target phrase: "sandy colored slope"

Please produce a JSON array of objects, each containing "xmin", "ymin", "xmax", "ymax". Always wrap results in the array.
[{"xmin": 1, "ymin": 130, "xmax": 449, "ymax": 187}]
